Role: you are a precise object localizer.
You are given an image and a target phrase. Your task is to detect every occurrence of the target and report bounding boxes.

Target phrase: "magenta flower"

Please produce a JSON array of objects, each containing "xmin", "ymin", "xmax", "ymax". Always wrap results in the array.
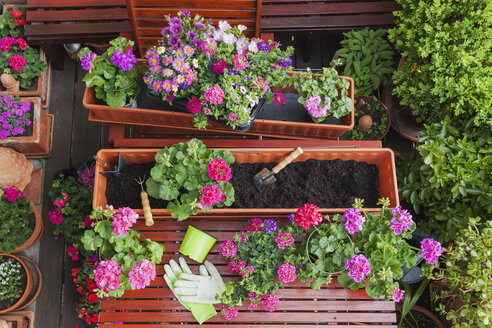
[
  {"xmin": 152, "ymin": 80, "xmax": 163, "ymax": 93},
  {"xmin": 3, "ymin": 185, "xmax": 22, "ymax": 202},
  {"xmin": 420, "ymin": 238, "xmax": 443, "ymax": 265},
  {"xmin": 162, "ymin": 79, "xmax": 173, "ymax": 92},
  {"xmin": 228, "ymin": 113, "xmax": 237, "ymax": 121},
  {"xmin": 80, "ymin": 52, "xmax": 97, "ymax": 70},
  {"xmin": 390, "ymin": 206, "xmax": 414, "ymax": 235},
  {"xmin": 83, "ymin": 216, "xmax": 96, "ymax": 228},
  {"xmin": 228, "ymin": 258, "xmax": 246, "ymax": 273},
  {"xmin": 239, "ymin": 265, "xmax": 254, "ymax": 279},
  {"xmin": 294, "ymin": 203, "xmax": 323, "ymax": 230},
  {"xmin": 48, "ymin": 209, "xmax": 63, "ymax": 224},
  {"xmin": 201, "ymin": 38, "xmax": 217, "ymax": 56},
  {"xmin": 273, "ymin": 92, "xmax": 286, "ymax": 105},
  {"xmin": 341, "ymin": 207, "xmax": 366, "ymax": 234},
  {"xmin": 212, "ymin": 58, "xmax": 227, "ymax": 74},
  {"xmin": 220, "ymin": 240, "xmax": 238, "ymax": 257},
  {"xmin": 262, "ymin": 294, "xmax": 279, "ymax": 312},
  {"xmin": 208, "ymin": 158, "xmax": 232, "ymax": 182},
  {"xmin": 278, "ymin": 263, "xmax": 296, "ymax": 283},
  {"xmin": 172, "ymin": 57, "xmax": 186, "ymax": 72},
  {"xmin": 221, "ymin": 305, "xmax": 238, "ymax": 320},
  {"xmin": 248, "ymin": 218, "xmax": 263, "ymax": 231},
  {"xmin": 233, "ymin": 53, "xmax": 249, "ymax": 71},
  {"xmin": 67, "ymin": 245, "xmax": 79, "ymax": 261},
  {"xmin": 148, "ymin": 55, "xmax": 159, "ymax": 67},
  {"xmin": 162, "ymin": 55, "xmax": 172, "ymax": 66},
  {"xmin": 199, "ymin": 184, "xmax": 226, "ymax": 208},
  {"xmin": 183, "ymin": 45, "xmax": 194, "ymax": 57},
  {"xmin": 275, "ymin": 232, "xmax": 294, "ymax": 249},
  {"xmin": 112, "ymin": 207, "xmax": 139, "ymax": 236},
  {"xmin": 392, "ymin": 287, "xmax": 405, "ymax": 302},
  {"xmin": 128, "ymin": 259, "xmax": 156, "ymax": 290},
  {"xmin": 345, "ymin": 254, "xmax": 371, "ymax": 283},
  {"xmin": 94, "ymin": 260, "xmax": 122, "ymax": 292},
  {"xmin": 253, "ymin": 77, "xmax": 269, "ymax": 93},
  {"xmin": 9, "ymin": 54, "xmax": 26, "ymax": 71},
  {"xmin": 204, "ymin": 85, "xmax": 225, "ymax": 104},
  {"xmin": 186, "ymin": 97, "xmax": 202, "ymax": 114}
]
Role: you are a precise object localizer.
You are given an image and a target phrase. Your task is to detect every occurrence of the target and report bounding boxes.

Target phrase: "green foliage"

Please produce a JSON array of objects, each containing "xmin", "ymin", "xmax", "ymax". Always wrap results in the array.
[
  {"xmin": 398, "ymin": 279, "xmax": 430, "ymax": 327},
  {"xmin": 0, "ymin": 44, "xmax": 47, "ymax": 90},
  {"xmin": 81, "ymin": 206, "xmax": 165, "ymax": 298},
  {"xmin": 146, "ymin": 139, "xmax": 235, "ymax": 220},
  {"xmin": 0, "ymin": 6, "xmax": 26, "ymax": 38},
  {"xmin": 341, "ymin": 98, "xmax": 389, "ymax": 140},
  {"xmin": 72, "ymin": 257, "xmax": 100, "ymax": 327},
  {"xmin": 398, "ymin": 117, "xmax": 492, "ymax": 240},
  {"xmin": 290, "ymin": 67, "xmax": 353, "ymax": 123},
  {"xmin": 333, "ymin": 28, "xmax": 395, "ymax": 95},
  {"xmin": 388, "ymin": 0, "xmax": 492, "ymax": 126},
  {"xmin": 297, "ymin": 216, "xmax": 354, "ymax": 290},
  {"xmin": 422, "ymin": 217, "xmax": 492, "ymax": 327},
  {"xmin": 0, "ymin": 188, "xmax": 33, "ymax": 253},
  {"xmin": 0, "ymin": 255, "xmax": 23, "ymax": 303},
  {"xmin": 78, "ymin": 37, "xmax": 141, "ymax": 109}
]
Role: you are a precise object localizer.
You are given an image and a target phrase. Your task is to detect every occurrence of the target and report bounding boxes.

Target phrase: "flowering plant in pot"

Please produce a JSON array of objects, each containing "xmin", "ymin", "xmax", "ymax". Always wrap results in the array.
[
  {"xmin": 146, "ymin": 138, "xmax": 235, "ymax": 220},
  {"xmin": 78, "ymin": 37, "xmax": 140, "ymax": 109},
  {"xmin": 290, "ymin": 67, "xmax": 352, "ymax": 123},
  {"xmin": 0, "ymin": 7, "xmax": 27, "ymax": 38},
  {"xmin": 219, "ymin": 216, "xmax": 304, "ymax": 320},
  {"xmin": 72, "ymin": 256, "xmax": 100, "ymax": 327},
  {"xmin": 48, "ymin": 166, "xmax": 95, "ymax": 260},
  {"xmin": 0, "ymin": 37, "xmax": 46, "ymax": 90},
  {"xmin": 0, "ymin": 186, "xmax": 33, "ymax": 253},
  {"xmin": 143, "ymin": 11, "xmax": 294, "ymax": 130},
  {"xmin": 81, "ymin": 206, "xmax": 165, "ymax": 298},
  {"xmin": 0, "ymin": 93, "xmax": 32, "ymax": 139},
  {"xmin": 0, "ymin": 254, "xmax": 24, "ymax": 311}
]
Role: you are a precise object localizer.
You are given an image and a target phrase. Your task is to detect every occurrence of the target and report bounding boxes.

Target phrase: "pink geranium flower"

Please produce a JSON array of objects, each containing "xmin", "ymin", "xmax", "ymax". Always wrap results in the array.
[
  {"xmin": 220, "ymin": 240, "xmax": 238, "ymax": 257},
  {"xmin": 341, "ymin": 207, "xmax": 366, "ymax": 234},
  {"xmin": 345, "ymin": 254, "xmax": 371, "ymax": 283},
  {"xmin": 94, "ymin": 260, "xmax": 122, "ymax": 292},
  {"xmin": 294, "ymin": 203, "xmax": 323, "ymax": 230},
  {"xmin": 128, "ymin": 259, "xmax": 156, "ymax": 290},
  {"xmin": 199, "ymin": 184, "xmax": 226, "ymax": 208},
  {"xmin": 420, "ymin": 238, "xmax": 442, "ymax": 264},
  {"xmin": 204, "ymin": 85, "xmax": 224, "ymax": 104},
  {"xmin": 278, "ymin": 263, "xmax": 296, "ymax": 283},
  {"xmin": 208, "ymin": 158, "xmax": 232, "ymax": 182},
  {"xmin": 112, "ymin": 207, "xmax": 139, "ymax": 236}
]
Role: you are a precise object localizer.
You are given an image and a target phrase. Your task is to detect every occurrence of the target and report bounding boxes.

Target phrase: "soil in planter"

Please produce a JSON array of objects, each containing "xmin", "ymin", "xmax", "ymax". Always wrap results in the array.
[
  {"xmin": 341, "ymin": 99, "xmax": 388, "ymax": 140},
  {"xmin": 0, "ymin": 257, "xmax": 27, "ymax": 311},
  {"xmin": 397, "ymin": 308, "xmax": 441, "ymax": 328},
  {"xmin": 106, "ymin": 159, "xmax": 380, "ymax": 209},
  {"xmin": 231, "ymin": 159, "xmax": 379, "ymax": 208}
]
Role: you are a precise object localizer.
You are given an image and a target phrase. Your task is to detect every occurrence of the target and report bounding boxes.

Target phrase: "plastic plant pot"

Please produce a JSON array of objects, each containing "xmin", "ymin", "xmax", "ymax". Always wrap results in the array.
[{"xmin": 179, "ymin": 225, "xmax": 217, "ymax": 263}]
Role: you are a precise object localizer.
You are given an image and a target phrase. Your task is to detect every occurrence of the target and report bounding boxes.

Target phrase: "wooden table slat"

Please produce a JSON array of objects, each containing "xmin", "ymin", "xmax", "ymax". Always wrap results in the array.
[{"xmin": 27, "ymin": 8, "xmax": 129, "ymax": 22}]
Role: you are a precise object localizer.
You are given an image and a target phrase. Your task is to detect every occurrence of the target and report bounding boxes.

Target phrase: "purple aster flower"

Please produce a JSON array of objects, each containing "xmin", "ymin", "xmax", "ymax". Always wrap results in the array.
[
  {"xmin": 179, "ymin": 10, "xmax": 190, "ymax": 17},
  {"xmin": 152, "ymin": 80, "xmax": 163, "ymax": 92},
  {"xmin": 162, "ymin": 55, "xmax": 173, "ymax": 66},
  {"xmin": 161, "ymin": 27, "xmax": 172, "ymax": 38},
  {"xmin": 162, "ymin": 79, "xmax": 173, "ymax": 92},
  {"xmin": 257, "ymin": 41, "xmax": 270, "ymax": 52},
  {"xmin": 341, "ymin": 207, "xmax": 366, "ymax": 234},
  {"xmin": 172, "ymin": 57, "xmax": 186, "ymax": 72},
  {"xmin": 148, "ymin": 55, "xmax": 159, "ymax": 67},
  {"xmin": 80, "ymin": 52, "xmax": 97, "ymax": 70},
  {"xmin": 187, "ymin": 30, "xmax": 197, "ymax": 40},
  {"xmin": 16, "ymin": 118, "xmax": 24, "ymax": 125},
  {"xmin": 170, "ymin": 17, "xmax": 181, "ymax": 26},
  {"xmin": 192, "ymin": 39, "xmax": 202, "ymax": 49},
  {"xmin": 171, "ymin": 24, "xmax": 183, "ymax": 36},
  {"xmin": 162, "ymin": 68, "xmax": 173, "ymax": 77},
  {"xmin": 167, "ymin": 36, "xmax": 181, "ymax": 49},
  {"xmin": 263, "ymin": 219, "xmax": 277, "ymax": 234},
  {"xmin": 149, "ymin": 65, "xmax": 161, "ymax": 74},
  {"xmin": 278, "ymin": 56, "xmax": 293, "ymax": 67},
  {"xmin": 183, "ymin": 45, "xmax": 194, "ymax": 57},
  {"xmin": 420, "ymin": 239, "xmax": 442, "ymax": 265},
  {"xmin": 195, "ymin": 21, "xmax": 205, "ymax": 29},
  {"xmin": 345, "ymin": 254, "xmax": 371, "ymax": 283}
]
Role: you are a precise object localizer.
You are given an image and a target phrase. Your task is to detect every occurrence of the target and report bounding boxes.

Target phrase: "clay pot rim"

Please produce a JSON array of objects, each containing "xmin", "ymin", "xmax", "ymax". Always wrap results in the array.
[
  {"xmin": 0, "ymin": 253, "xmax": 32, "ymax": 314},
  {"xmin": 11, "ymin": 203, "xmax": 43, "ymax": 253},
  {"xmin": 354, "ymin": 95, "xmax": 391, "ymax": 140},
  {"xmin": 14, "ymin": 255, "xmax": 42, "ymax": 310}
]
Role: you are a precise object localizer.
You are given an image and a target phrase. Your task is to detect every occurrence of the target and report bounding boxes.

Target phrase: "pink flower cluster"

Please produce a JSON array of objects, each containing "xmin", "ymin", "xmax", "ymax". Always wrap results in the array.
[
  {"xmin": 262, "ymin": 294, "xmax": 279, "ymax": 312},
  {"xmin": 275, "ymin": 232, "xmax": 294, "ymax": 249},
  {"xmin": 420, "ymin": 238, "xmax": 443, "ymax": 265},
  {"xmin": 220, "ymin": 240, "xmax": 238, "ymax": 257},
  {"xmin": 221, "ymin": 305, "xmax": 238, "ymax": 320},
  {"xmin": 305, "ymin": 95, "xmax": 331, "ymax": 118},
  {"xmin": 207, "ymin": 158, "xmax": 232, "ymax": 182},
  {"xmin": 67, "ymin": 245, "xmax": 79, "ymax": 261},
  {"xmin": 204, "ymin": 85, "xmax": 225, "ymax": 104},
  {"xmin": 8, "ymin": 54, "xmax": 25, "ymax": 71},
  {"xmin": 341, "ymin": 207, "xmax": 366, "ymax": 234},
  {"xmin": 228, "ymin": 258, "xmax": 246, "ymax": 273},
  {"xmin": 0, "ymin": 37, "xmax": 27, "ymax": 52},
  {"xmin": 294, "ymin": 203, "xmax": 323, "ymax": 230},
  {"xmin": 3, "ymin": 185, "xmax": 22, "ymax": 202},
  {"xmin": 247, "ymin": 218, "xmax": 263, "ymax": 231},
  {"xmin": 253, "ymin": 77, "xmax": 269, "ymax": 94},
  {"xmin": 186, "ymin": 97, "xmax": 201, "ymax": 114},
  {"xmin": 233, "ymin": 54, "xmax": 248, "ymax": 71},
  {"xmin": 345, "ymin": 254, "xmax": 371, "ymax": 283},
  {"xmin": 392, "ymin": 287, "xmax": 405, "ymax": 302},
  {"xmin": 128, "ymin": 259, "xmax": 157, "ymax": 290},
  {"xmin": 273, "ymin": 92, "xmax": 285, "ymax": 105},
  {"xmin": 112, "ymin": 207, "xmax": 139, "ymax": 236},
  {"xmin": 390, "ymin": 206, "xmax": 414, "ymax": 235},
  {"xmin": 201, "ymin": 38, "xmax": 217, "ymax": 56},
  {"xmin": 278, "ymin": 263, "xmax": 296, "ymax": 283},
  {"xmin": 199, "ymin": 184, "xmax": 226, "ymax": 208},
  {"xmin": 212, "ymin": 58, "xmax": 227, "ymax": 74},
  {"xmin": 94, "ymin": 260, "xmax": 123, "ymax": 292},
  {"xmin": 83, "ymin": 216, "xmax": 97, "ymax": 228},
  {"xmin": 48, "ymin": 209, "xmax": 63, "ymax": 225},
  {"xmin": 239, "ymin": 265, "xmax": 254, "ymax": 279}
]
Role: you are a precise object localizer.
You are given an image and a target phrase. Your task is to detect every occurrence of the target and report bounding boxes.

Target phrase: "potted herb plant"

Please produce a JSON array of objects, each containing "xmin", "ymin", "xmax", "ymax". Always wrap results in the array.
[
  {"xmin": 341, "ymin": 95, "xmax": 390, "ymax": 140},
  {"xmin": 81, "ymin": 206, "xmax": 165, "ymax": 298},
  {"xmin": 0, "ymin": 95, "xmax": 52, "ymax": 157},
  {"xmin": 0, "ymin": 186, "xmax": 43, "ymax": 253},
  {"xmin": 78, "ymin": 37, "xmax": 140, "ymax": 109}
]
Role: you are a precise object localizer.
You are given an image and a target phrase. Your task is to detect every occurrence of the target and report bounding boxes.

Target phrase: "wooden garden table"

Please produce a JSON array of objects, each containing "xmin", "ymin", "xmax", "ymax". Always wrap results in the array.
[{"xmin": 98, "ymin": 215, "xmax": 397, "ymax": 327}]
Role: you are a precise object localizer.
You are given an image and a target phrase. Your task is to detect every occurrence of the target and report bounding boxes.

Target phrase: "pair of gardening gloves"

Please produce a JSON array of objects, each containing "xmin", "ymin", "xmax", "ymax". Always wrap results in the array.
[{"xmin": 164, "ymin": 257, "xmax": 225, "ymax": 324}]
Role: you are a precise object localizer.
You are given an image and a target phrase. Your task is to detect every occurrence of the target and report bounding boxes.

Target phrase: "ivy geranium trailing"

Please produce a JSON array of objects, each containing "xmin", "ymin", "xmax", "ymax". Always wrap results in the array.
[{"xmin": 72, "ymin": 255, "xmax": 100, "ymax": 327}]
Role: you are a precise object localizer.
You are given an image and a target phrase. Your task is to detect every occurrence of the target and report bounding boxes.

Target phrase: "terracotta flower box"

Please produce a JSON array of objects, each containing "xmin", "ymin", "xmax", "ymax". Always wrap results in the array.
[
  {"xmin": 83, "ymin": 76, "xmax": 354, "ymax": 140},
  {"xmin": 93, "ymin": 147, "xmax": 398, "ymax": 216},
  {"xmin": 0, "ymin": 97, "xmax": 53, "ymax": 157}
]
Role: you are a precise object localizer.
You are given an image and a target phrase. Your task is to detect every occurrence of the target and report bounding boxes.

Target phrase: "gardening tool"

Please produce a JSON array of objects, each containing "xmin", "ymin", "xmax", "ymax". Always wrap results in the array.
[
  {"xmin": 135, "ymin": 175, "xmax": 154, "ymax": 226},
  {"xmin": 255, "ymin": 147, "xmax": 304, "ymax": 185}
]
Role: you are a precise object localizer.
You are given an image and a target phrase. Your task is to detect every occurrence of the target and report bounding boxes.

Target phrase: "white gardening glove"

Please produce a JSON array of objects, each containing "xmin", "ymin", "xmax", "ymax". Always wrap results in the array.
[{"xmin": 174, "ymin": 260, "xmax": 226, "ymax": 304}]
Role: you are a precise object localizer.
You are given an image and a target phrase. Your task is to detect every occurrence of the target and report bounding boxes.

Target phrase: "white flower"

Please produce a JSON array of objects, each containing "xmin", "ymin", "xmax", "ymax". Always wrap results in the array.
[
  {"xmin": 172, "ymin": 85, "xmax": 178, "ymax": 92},
  {"xmin": 236, "ymin": 38, "xmax": 249, "ymax": 54},
  {"xmin": 222, "ymin": 33, "xmax": 237, "ymax": 45},
  {"xmin": 213, "ymin": 29, "xmax": 224, "ymax": 41},
  {"xmin": 237, "ymin": 24, "xmax": 247, "ymax": 32},
  {"xmin": 219, "ymin": 21, "xmax": 231, "ymax": 31},
  {"xmin": 157, "ymin": 46, "xmax": 165, "ymax": 54},
  {"xmin": 192, "ymin": 59, "xmax": 198, "ymax": 68},
  {"xmin": 240, "ymin": 86, "xmax": 247, "ymax": 94},
  {"xmin": 248, "ymin": 41, "xmax": 258, "ymax": 53}
]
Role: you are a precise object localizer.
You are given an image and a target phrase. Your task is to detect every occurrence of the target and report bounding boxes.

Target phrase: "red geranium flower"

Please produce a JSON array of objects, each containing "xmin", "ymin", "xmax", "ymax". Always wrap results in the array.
[
  {"xmin": 294, "ymin": 203, "xmax": 323, "ymax": 230},
  {"xmin": 19, "ymin": 17, "xmax": 26, "ymax": 25},
  {"xmin": 10, "ymin": 9, "xmax": 23, "ymax": 18},
  {"xmin": 88, "ymin": 293, "xmax": 98, "ymax": 303},
  {"xmin": 16, "ymin": 38, "xmax": 28, "ymax": 50},
  {"xmin": 76, "ymin": 285, "xmax": 83, "ymax": 293}
]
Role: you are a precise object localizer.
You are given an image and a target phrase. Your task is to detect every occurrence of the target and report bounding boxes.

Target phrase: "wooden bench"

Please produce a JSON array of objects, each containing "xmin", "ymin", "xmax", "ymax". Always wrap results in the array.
[
  {"xmin": 98, "ymin": 214, "xmax": 397, "ymax": 327},
  {"xmin": 127, "ymin": 0, "xmax": 263, "ymax": 56},
  {"xmin": 24, "ymin": 0, "xmax": 131, "ymax": 69}
]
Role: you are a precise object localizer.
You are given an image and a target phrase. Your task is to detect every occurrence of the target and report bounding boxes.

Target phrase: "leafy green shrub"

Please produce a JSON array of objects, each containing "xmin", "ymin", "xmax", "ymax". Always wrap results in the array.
[
  {"xmin": 0, "ymin": 186, "xmax": 33, "ymax": 253},
  {"xmin": 388, "ymin": 0, "xmax": 492, "ymax": 126},
  {"xmin": 333, "ymin": 28, "xmax": 394, "ymax": 95},
  {"xmin": 423, "ymin": 217, "xmax": 492, "ymax": 327},
  {"xmin": 398, "ymin": 117, "xmax": 492, "ymax": 240}
]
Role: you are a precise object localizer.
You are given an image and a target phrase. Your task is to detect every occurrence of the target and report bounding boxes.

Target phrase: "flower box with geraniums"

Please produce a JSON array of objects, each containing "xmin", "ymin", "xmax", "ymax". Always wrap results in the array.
[
  {"xmin": 79, "ymin": 37, "xmax": 141, "ymax": 110},
  {"xmin": 0, "ymin": 95, "xmax": 52, "ymax": 156},
  {"xmin": 0, "ymin": 186, "xmax": 43, "ymax": 254},
  {"xmin": 81, "ymin": 206, "xmax": 165, "ymax": 298}
]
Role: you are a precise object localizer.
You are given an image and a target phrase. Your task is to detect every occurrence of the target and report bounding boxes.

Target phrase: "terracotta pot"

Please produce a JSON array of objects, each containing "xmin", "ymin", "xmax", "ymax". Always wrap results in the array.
[
  {"xmin": 0, "ymin": 97, "xmax": 53, "ymax": 158},
  {"xmin": 410, "ymin": 305, "xmax": 446, "ymax": 328},
  {"xmin": 354, "ymin": 95, "xmax": 391, "ymax": 140},
  {"xmin": 11, "ymin": 203, "xmax": 44, "ymax": 254},
  {"xmin": 13, "ymin": 256, "xmax": 42, "ymax": 310},
  {"xmin": 0, "ymin": 253, "xmax": 32, "ymax": 314},
  {"xmin": 93, "ymin": 147, "xmax": 399, "ymax": 216},
  {"xmin": 429, "ymin": 281, "xmax": 465, "ymax": 327},
  {"xmin": 83, "ymin": 70, "xmax": 354, "ymax": 140}
]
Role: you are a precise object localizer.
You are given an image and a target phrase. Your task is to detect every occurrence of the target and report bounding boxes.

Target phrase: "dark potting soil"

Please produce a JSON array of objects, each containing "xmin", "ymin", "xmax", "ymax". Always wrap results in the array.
[
  {"xmin": 106, "ymin": 163, "xmax": 169, "ymax": 209},
  {"xmin": 397, "ymin": 308, "xmax": 441, "ymax": 328},
  {"xmin": 231, "ymin": 159, "xmax": 379, "ymax": 208},
  {"xmin": 105, "ymin": 159, "xmax": 380, "ymax": 209},
  {"xmin": 0, "ymin": 257, "xmax": 27, "ymax": 311}
]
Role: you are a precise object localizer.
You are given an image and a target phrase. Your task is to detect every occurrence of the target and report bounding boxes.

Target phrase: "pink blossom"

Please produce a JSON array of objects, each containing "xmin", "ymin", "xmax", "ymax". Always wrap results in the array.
[
  {"xmin": 341, "ymin": 207, "xmax": 365, "ymax": 234},
  {"xmin": 392, "ymin": 287, "xmax": 405, "ymax": 302},
  {"xmin": 212, "ymin": 58, "xmax": 227, "ymax": 74},
  {"xmin": 345, "ymin": 254, "xmax": 371, "ymax": 283},
  {"xmin": 204, "ymin": 85, "xmax": 224, "ymax": 104},
  {"xmin": 262, "ymin": 294, "xmax": 279, "ymax": 312},
  {"xmin": 54, "ymin": 199, "xmax": 66, "ymax": 208},
  {"xmin": 84, "ymin": 216, "xmax": 97, "ymax": 228},
  {"xmin": 275, "ymin": 232, "xmax": 294, "ymax": 249},
  {"xmin": 67, "ymin": 245, "xmax": 78, "ymax": 261},
  {"xmin": 200, "ymin": 185, "xmax": 226, "ymax": 208},
  {"xmin": 8, "ymin": 54, "xmax": 25, "ymax": 71},
  {"xmin": 390, "ymin": 206, "xmax": 414, "ymax": 234},
  {"xmin": 294, "ymin": 203, "xmax": 323, "ymax": 230},
  {"xmin": 228, "ymin": 259, "xmax": 246, "ymax": 273},
  {"xmin": 253, "ymin": 77, "xmax": 269, "ymax": 93},
  {"xmin": 201, "ymin": 38, "xmax": 217, "ymax": 56},
  {"xmin": 208, "ymin": 158, "xmax": 232, "ymax": 182},
  {"xmin": 420, "ymin": 238, "xmax": 442, "ymax": 265},
  {"xmin": 233, "ymin": 53, "xmax": 249, "ymax": 71},
  {"xmin": 278, "ymin": 263, "xmax": 296, "ymax": 283},
  {"xmin": 248, "ymin": 292, "xmax": 256, "ymax": 300},
  {"xmin": 247, "ymin": 218, "xmax": 263, "ymax": 231},
  {"xmin": 94, "ymin": 260, "xmax": 122, "ymax": 292},
  {"xmin": 128, "ymin": 259, "xmax": 156, "ymax": 290},
  {"xmin": 273, "ymin": 92, "xmax": 285, "ymax": 105},
  {"xmin": 186, "ymin": 97, "xmax": 202, "ymax": 114},
  {"xmin": 221, "ymin": 305, "xmax": 238, "ymax": 320},
  {"xmin": 112, "ymin": 207, "xmax": 139, "ymax": 236},
  {"xmin": 48, "ymin": 209, "xmax": 64, "ymax": 225},
  {"xmin": 228, "ymin": 113, "xmax": 237, "ymax": 121},
  {"xmin": 220, "ymin": 240, "xmax": 238, "ymax": 257},
  {"xmin": 3, "ymin": 186, "xmax": 22, "ymax": 202}
]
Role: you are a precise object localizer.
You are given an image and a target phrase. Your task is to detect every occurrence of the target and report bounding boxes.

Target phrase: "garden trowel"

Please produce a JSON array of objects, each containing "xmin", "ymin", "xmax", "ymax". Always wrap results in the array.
[{"xmin": 255, "ymin": 147, "xmax": 303, "ymax": 185}]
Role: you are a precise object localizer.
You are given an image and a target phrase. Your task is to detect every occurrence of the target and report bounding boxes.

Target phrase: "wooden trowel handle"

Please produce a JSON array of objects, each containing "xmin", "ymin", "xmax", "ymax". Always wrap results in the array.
[
  {"xmin": 141, "ymin": 191, "xmax": 154, "ymax": 226},
  {"xmin": 272, "ymin": 147, "xmax": 303, "ymax": 174}
]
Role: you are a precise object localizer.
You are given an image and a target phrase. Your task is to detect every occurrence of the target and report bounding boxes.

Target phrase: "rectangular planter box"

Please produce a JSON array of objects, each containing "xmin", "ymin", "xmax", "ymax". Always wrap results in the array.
[
  {"xmin": 0, "ymin": 97, "xmax": 53, "ymax": 157},
  {"xmin": 83, "ymin": 76, "xmax": 354, "ymax": 140},
  {"xmin": 93, "ymin": 147, "xmax": 398, "ymax": 215}
]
